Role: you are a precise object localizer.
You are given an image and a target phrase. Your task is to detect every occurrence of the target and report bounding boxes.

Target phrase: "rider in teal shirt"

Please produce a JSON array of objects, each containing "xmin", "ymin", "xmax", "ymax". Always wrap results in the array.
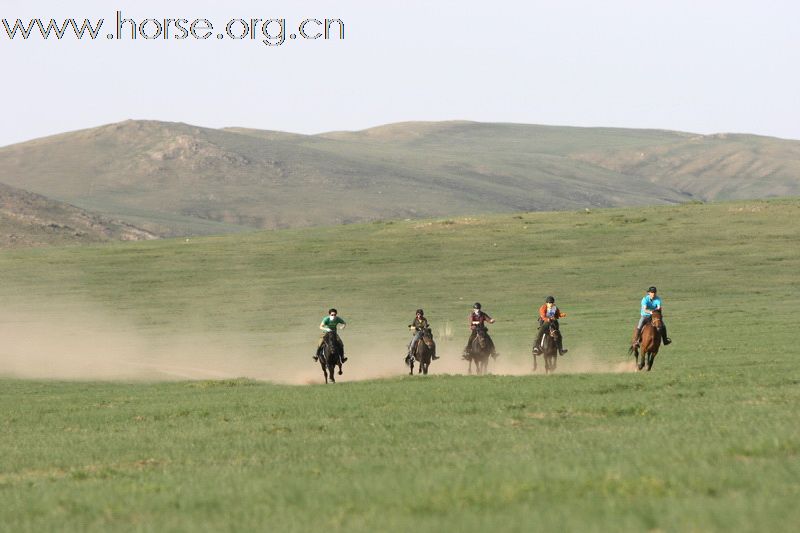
[
  {"xmin": 640, "ymin": 294, "xmax": 662, "ymax": 317},
  {"xmin": 633, "ymin": 287, "xmax": 671, "ymax": 346}
]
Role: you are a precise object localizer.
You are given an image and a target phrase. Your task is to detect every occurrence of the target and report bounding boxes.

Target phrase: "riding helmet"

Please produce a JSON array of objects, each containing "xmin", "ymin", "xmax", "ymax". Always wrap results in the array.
[
  {"xmin": 416, "ymin": 308, "xmax": 424, "ymax": 315},
  {"xmin": 328, "ymin": 308, "xmax": 338, "ymax": 314},
  {"xmin": 473, "ymin": 302, "xmax": 482, "ymax": 309},
  {"xmin": 545, "ymin": 296, "xmax": 555, "ymax": 303},
  {"xmin": 647, "ymin": 286, "xmax": 657, "ymax": 293}
]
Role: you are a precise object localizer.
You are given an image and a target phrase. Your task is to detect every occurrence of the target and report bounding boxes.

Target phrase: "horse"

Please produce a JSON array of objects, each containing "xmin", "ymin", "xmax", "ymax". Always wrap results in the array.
[
  {"xmin": 319, "ymin": 331, "xmax": 344, "ymax": 383},
  {"xmin": 408, "ymin": 327, "xmax": 436, "ymax": 375},
  {"xmin": 532, "ymin": 322, "xmax": 561, "ymax": 374},
  {"xmin": 467, "ymin": 326, "xmax": 494, "ymax": 375},
  {"xmin": 630, "ymin": 310, "xmax": 662, "ymax": 371}
]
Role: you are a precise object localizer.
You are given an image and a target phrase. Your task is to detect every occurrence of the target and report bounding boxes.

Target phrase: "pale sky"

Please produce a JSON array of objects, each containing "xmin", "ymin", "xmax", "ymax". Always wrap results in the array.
[{"xmin": 1, "ymin": 0, "xmax": 799, "ymax": 147}]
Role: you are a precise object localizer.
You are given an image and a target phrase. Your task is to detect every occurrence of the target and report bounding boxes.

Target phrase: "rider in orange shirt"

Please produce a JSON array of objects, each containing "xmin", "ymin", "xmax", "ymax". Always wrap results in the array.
[{"xmin": 532, "ymin": 296, "xmax": 568, "ymax": 356}]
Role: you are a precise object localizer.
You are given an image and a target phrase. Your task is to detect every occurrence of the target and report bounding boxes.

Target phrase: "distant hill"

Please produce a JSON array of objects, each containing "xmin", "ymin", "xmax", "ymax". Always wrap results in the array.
[
  {"xmin": 0, "ymin": 182, "xmax": 157, "ymax": 248},
  {"xmin": 0, "ymin": 120, "xmax": 797, "ymax": 236}
]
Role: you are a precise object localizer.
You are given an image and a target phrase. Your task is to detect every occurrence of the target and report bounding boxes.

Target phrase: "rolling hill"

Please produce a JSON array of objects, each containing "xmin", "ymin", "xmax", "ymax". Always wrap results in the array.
[
  {"xmin": 0, "ymin": 120, "xmax": 798, "ymax": 237},
  {"xmin": 0, "ymin": 182, "xmax": 157, "ymax": 248}
]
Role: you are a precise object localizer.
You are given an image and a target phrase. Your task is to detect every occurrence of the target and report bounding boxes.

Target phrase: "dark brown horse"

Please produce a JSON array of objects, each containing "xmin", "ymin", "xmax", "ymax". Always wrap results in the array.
[
  {"xmin": 408, "ymin": 328, "xmax": 436, "ymax": 375},
  {"xmin": 630, "ymin": 310, "xmax": 662, "ymax": 371},
  {"xmin": 467, "ymin": 326, "xmax": 493, "ymax": 375},
  {"xmin": 533, "ymin": 322, "xmax": 561, "ymax": 374},
  {"xmin": 319, "ymin": 331, "xmax": 344, "ymax": 383}
]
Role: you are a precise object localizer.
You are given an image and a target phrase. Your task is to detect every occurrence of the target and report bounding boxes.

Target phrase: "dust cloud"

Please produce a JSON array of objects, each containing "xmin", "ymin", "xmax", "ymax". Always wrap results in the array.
[{"xmin": 0, "ymin": 306, "xmax": 635, "ymax": 384}]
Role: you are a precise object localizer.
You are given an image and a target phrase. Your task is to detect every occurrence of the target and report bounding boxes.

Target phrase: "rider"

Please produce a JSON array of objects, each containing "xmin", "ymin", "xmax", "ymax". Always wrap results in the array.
[
  {"xmin": 532, "ymin": 296, "xmax": 568, "ymax": 356},
  {"xmin": 463, "ymin": 302, "xmax": 497, "ymax": 359},
  {"xmin": 406, "ymin": 309, "xmax": 439, "ymax": 361},
  {"xmin": 315, "ymin": 308, "xmax": 347, "ymax": 362},
  {"xmin": 633, "ymin": 286, "xmax": 671, "ymax": 347}
]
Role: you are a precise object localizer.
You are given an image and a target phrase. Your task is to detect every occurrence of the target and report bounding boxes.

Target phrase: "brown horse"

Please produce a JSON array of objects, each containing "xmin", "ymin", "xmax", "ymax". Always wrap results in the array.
[
  {"xmin": 630, "ymin": 310, "xmax": 662, "ymax": 371},
  {"xmin": 467, "ymin": 326, "xmax": 493, "ymax": 375},
  {"xmin": 408, "ymin": 328, "xmax": 436, "ymax": 375}
]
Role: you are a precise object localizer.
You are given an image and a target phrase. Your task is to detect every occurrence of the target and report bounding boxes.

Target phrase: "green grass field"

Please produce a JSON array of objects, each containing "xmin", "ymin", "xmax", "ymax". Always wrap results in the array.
[{"xmin": 1, "ymin": 199, "xmax": 799, "ymax": 531}]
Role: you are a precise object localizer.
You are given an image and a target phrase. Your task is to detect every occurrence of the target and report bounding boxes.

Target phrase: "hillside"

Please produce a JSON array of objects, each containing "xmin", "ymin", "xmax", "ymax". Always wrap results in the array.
[
  {"xmin": 0, "ymin": 182, "xmax": 157, "ymax": 248},
  {"xmin": 0, "ymin": 120, "xmax": 798, "ymax": 236}
]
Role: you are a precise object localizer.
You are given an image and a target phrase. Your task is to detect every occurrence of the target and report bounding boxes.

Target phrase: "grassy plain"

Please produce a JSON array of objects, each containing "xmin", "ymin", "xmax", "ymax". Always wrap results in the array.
[{"xmin": 1, "ymin": 199, "xmax": 799, "ymax": 531}]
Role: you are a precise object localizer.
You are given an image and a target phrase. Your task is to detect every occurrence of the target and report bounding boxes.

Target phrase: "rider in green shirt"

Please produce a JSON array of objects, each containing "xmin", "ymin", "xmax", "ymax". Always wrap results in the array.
[{"xmin": 315, "ymin": 308, "xmax": 347, "ymax": 363}]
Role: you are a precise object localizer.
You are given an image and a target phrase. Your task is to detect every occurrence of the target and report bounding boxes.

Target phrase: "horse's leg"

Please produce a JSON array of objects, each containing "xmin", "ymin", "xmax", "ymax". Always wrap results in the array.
[
  {"xmin": 636, "ymin": 341, "xmax": 645, "ymax": 370},
  {"xmin": 647, "ymin": 351, "xmax": 656, "ymax": 371},
  {"xmin": 320, "ymin": 351, "xmax": 328, "ymax": 384}
]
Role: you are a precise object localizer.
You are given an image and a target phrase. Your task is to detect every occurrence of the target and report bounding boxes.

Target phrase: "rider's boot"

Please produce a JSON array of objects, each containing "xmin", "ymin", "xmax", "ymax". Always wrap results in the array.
[
  {"xmin": 313, "ymin": 346, "xmax": 321, "ymax": 361},
  {"xmin": 431, "ymin": 347, "xmax": 439, "ymax": 360},
  {"xmin": 341, "ymin": 353, "xmax": 348, "ymax": 363},
  {"xmin": 659, "ymin": 325, "xmax": 672, "ymax": 345},
  {"xmin": 557, "ymin": 337, "xmax": 568, "ymax": 356},
  {"xmin": 532, "ymin": 333, "xmax": 543, "ymax": 355}
]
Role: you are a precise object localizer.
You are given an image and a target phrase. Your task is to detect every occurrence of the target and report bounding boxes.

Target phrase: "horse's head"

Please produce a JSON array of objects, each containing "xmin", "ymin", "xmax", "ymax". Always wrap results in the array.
[
  {"xmin": 421, "ymin": 327, "xmax": 434, "ymax": 347},
  {"xmin": 475, "ymin": 326, "xmax": 488, "ymax": 347},
  {"xmin": 650, "ymin": 310, "xmax": 663, "ymax": 328}
]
